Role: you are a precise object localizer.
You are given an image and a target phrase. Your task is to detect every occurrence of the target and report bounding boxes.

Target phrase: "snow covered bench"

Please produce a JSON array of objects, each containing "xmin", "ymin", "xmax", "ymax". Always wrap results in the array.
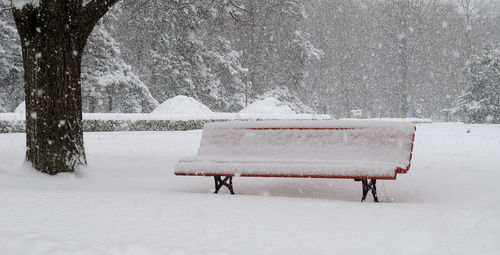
[{"xmin": 175, "ymin": 120, "xmax": 416, "ymax": 202}]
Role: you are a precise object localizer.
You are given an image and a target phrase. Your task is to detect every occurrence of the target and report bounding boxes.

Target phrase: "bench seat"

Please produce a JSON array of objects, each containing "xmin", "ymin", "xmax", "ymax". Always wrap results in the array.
[{"xmin": 176, "ymin": 157, "xmax": 405, "ymax": 179}]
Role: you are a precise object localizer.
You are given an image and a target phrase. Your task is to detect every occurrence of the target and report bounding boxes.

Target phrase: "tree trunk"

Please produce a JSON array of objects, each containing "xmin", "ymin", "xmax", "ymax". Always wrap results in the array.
[
  {"xmin": 397, "ymin": 1, "xmax": 410, "ymax": 118},
  {"xmin": 399, "ymin": 36, "xmax": 409, "ymax": 118},
  {"xmin": 12, "ymin": 0, "xmax": 119, "ymax": 174}
]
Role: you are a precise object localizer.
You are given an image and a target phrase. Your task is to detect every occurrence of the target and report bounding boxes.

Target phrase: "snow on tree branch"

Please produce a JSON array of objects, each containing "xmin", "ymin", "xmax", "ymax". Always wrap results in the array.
[{"xmin": 11, "ymin": 0, "xmax": 39, "ymax": 9}]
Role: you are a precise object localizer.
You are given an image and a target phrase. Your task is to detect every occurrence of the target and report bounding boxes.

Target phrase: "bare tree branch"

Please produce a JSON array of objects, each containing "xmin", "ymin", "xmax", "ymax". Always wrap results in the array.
[
  {"xmin": 227, "ymin": 0, "xmax": 250, "ymax": 13},
  {"xmin": 79, "ymin": 0, "xmax": 120, "ymax": 42},
  {"xmin": 201, "ymin": 0, "xmax": 216, "ymax": 19}
]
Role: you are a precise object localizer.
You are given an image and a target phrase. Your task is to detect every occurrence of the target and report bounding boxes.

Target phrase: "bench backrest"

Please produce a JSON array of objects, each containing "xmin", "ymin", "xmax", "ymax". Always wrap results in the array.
[{"xmin": 196, "ymin": 120, "xmax": 415, "ymax": 173}]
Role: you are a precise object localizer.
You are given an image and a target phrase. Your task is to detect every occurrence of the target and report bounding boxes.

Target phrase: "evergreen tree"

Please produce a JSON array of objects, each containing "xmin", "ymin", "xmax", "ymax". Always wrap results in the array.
[
  {"xmin": 145, "ymin": 3, "xmax": 217, "ymax": 108},
  {"xmin": 201, "ymin": 37, "xmax": 247, "ymax": 111},
  {"xmin": 0, "ymin": 0, "xmax": 23, "ymax": 112},
  {"xmin": 117, "ymin": 0, "xmax": 247, "ymax": 112},
  {"xmin": 454, "ymin": 45, "xmax": 500, "ymax": 123},
  {"xmin": 81, "ymin": 6, "xmax": 159, "ymax": 113},
  {"xmin": 232, "ymin": 0, "xmax": 322, "ymax": 113}
]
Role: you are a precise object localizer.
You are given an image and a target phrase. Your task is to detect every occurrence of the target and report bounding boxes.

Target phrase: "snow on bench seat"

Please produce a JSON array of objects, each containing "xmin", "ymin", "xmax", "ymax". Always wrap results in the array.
[{"xmin": 175, "ymin": 120, "xmax": 416, "ymax": 179}]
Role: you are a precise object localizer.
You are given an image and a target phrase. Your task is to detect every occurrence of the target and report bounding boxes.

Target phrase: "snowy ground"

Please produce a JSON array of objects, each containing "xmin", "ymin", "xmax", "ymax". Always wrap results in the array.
[{"xmin": 0, "ymin": 122, "xmax": 499, "ymax": 255}]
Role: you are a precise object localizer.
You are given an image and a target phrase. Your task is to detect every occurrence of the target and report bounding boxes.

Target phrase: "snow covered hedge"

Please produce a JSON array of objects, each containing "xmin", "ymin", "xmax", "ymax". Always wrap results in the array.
[
  {"xmin": 0, "ymin": 119, "xmax": 219, "ymax": 133},
  {"xmin": 0, "ymin": 113, "xmax": 331, "ymax": 133},
  {"xmin": 0, "ymin": 119, "xmax": 24, "ymax": 133},
  {"xmin": 0, "ymin": 95, "xmax": 331, "ymax": 133},
  {"xmin": 83, "ymin": 119, "xmax": 217, "ymax": 132}
]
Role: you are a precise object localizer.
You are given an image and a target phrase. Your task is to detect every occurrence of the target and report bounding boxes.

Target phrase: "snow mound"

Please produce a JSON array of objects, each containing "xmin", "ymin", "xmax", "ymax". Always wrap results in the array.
[
  {"xmin": 240, "ymin": 97, "xmax": 296, "ymax": 115},
  {"xmin": 151, "ymin": 95, "xmax": 213, "ymax": 115},
  {"xmin": 14, "ymin": 101, "xmax": 25, "ymax": 114}
]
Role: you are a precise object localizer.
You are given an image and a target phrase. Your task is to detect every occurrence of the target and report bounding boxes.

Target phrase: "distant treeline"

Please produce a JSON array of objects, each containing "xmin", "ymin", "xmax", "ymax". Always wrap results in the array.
[{"xmin": 1, "ymin": 0, "xmax": 499, "ymax": 121}]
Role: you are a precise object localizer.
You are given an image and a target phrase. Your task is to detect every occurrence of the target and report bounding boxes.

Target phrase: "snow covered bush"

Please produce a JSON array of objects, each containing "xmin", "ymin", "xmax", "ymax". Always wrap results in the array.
[
  {"xmin": 454, "ymin": 45, "xmax": 500, "ymax": 123},
  {"xmin": 240, "ymin": 97, "xmax": 296, "ymax": 115},
  {"xmin": 151, "ymin": 95, "xmax": 213, "ymax": 115},
  {"xmin": 259, "ymin": 87, "xmax": 316, "ymax": 114}
]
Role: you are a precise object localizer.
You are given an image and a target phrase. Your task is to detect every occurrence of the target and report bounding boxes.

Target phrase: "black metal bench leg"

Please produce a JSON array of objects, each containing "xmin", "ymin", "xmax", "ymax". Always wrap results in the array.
[
  {"xmin": 226, "ymin": 176, "xmax": 234, "ymax": 195},
  {"xmin": 214, "ymin": 176, "xmax": 223, "ymax": 193},
  {"xmin": 361, "ymin": 180, "xmax": 369, "ymax": 202},
  {"xmin": 370, "ymin": 179, "xmax": 379, "ymax": 202},
  {"xmin": 357, "ymin": 179, "xmax": 379, "ymax": 202},
  {"xmin": 213, "ymin": 176, "xmax": 234, "ymax": 195}
]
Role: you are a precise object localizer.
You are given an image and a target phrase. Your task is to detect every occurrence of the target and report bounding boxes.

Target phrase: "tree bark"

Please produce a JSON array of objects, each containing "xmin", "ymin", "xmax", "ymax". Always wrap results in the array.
[
  {"xmin": 12, "ymin": 0, "xmax": 118, "ymax": 174},
  {"xmin": 397, "ymin": 0, "xmax": 410, "ymax": 118}
]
